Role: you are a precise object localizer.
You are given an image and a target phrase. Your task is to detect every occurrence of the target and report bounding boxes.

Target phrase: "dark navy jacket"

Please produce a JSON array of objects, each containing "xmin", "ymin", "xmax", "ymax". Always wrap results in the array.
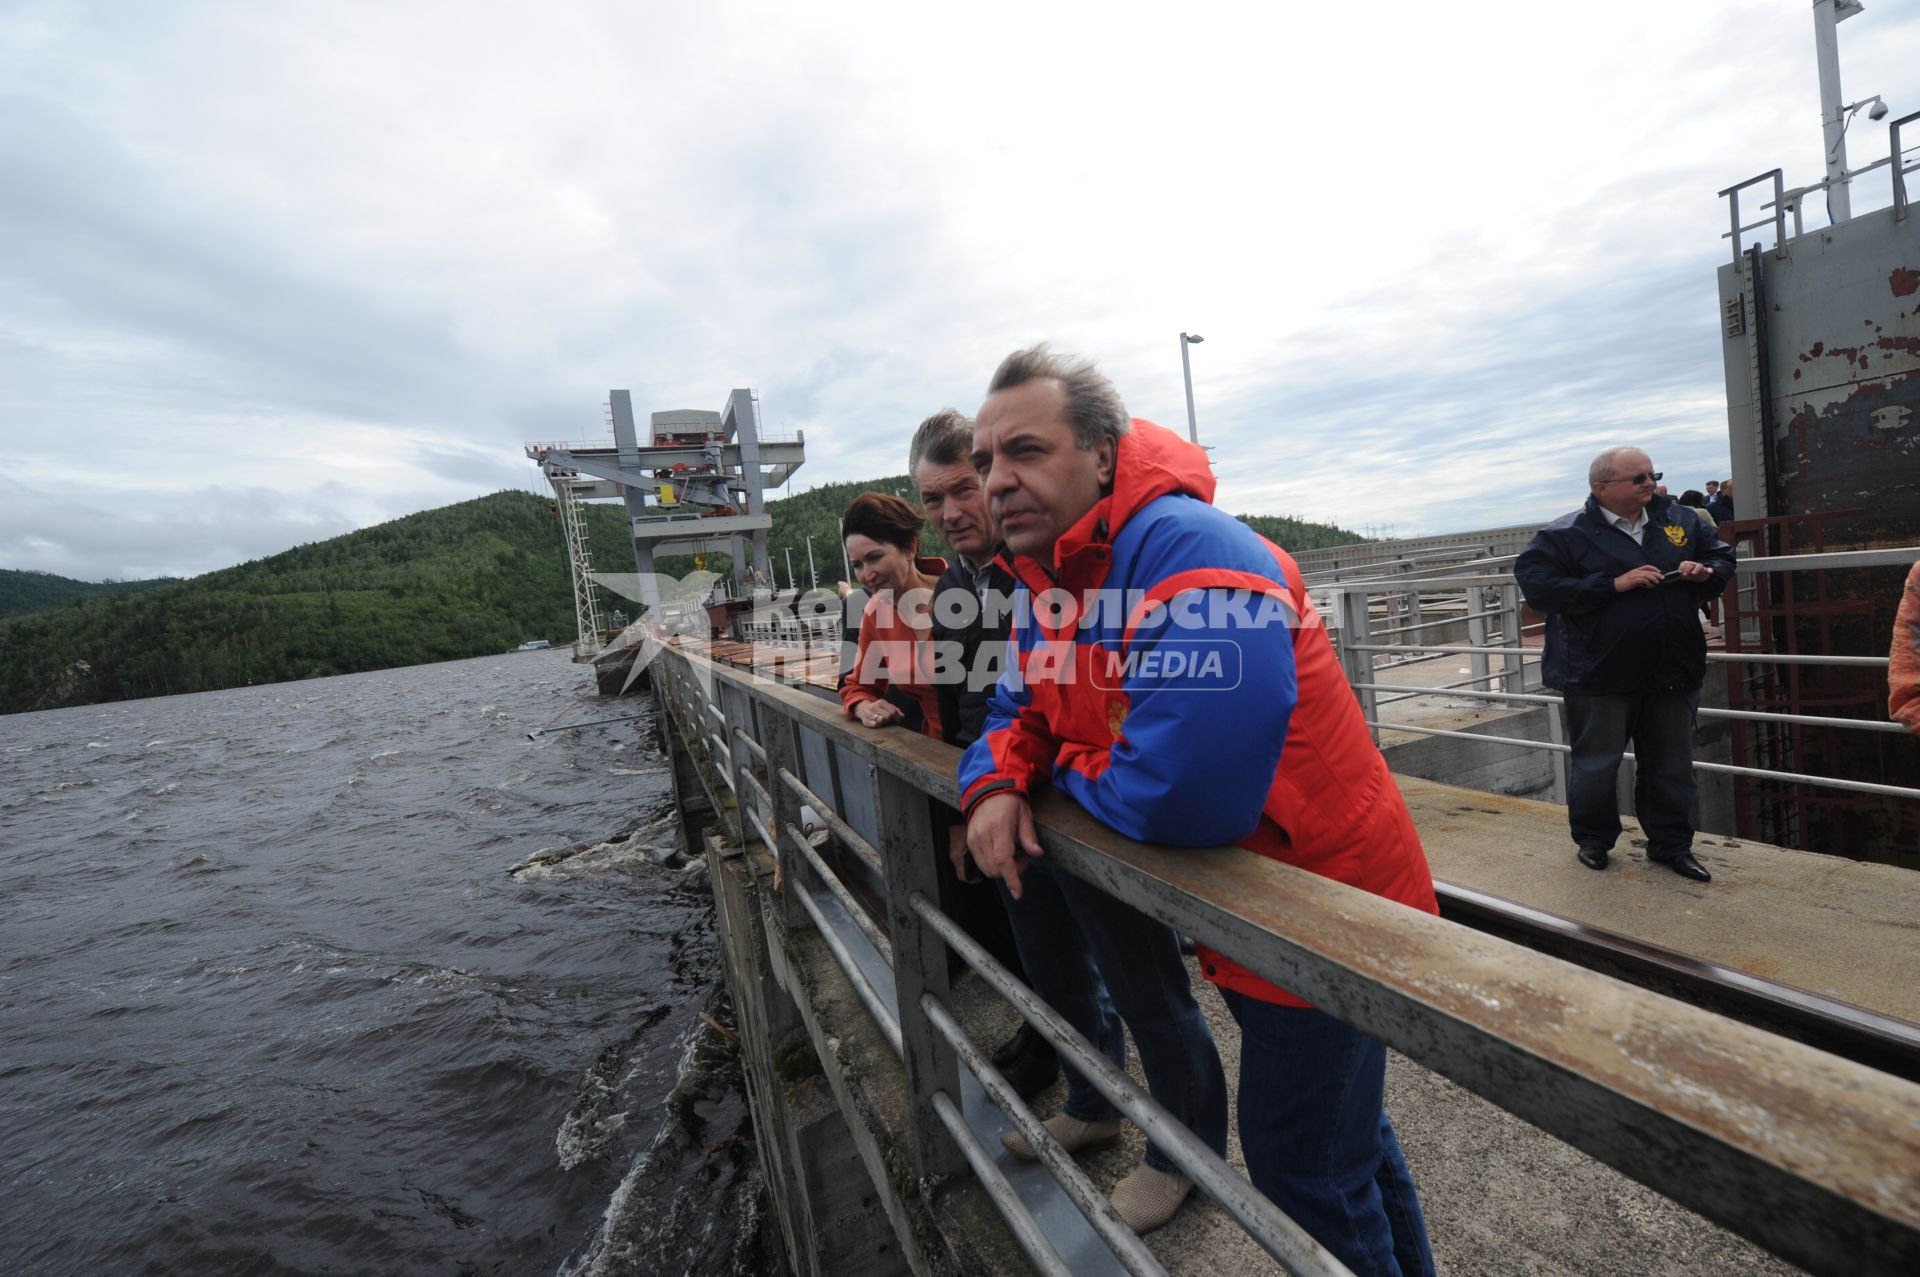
[
  {"xmin": 1515, "ymin": 494, "xmax": 1737, "ymax": 695},
  {"xmin": 930, "ymin": 552, "xmax": 1016, "ymax": 750}
]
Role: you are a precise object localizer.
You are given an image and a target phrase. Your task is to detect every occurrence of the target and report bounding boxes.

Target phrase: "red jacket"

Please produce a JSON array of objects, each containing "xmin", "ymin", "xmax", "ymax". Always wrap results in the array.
[
  {"xmin": 839, "ymin": 558, "xmax": 948, "ymax": 740},
  {"xmin": 958, "ymin": 421, "xmax": 1436, "ymax": 1006}
]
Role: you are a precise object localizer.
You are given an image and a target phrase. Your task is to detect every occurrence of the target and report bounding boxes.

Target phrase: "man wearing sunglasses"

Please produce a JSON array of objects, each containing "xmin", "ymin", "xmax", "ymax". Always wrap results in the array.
[{"xmin": 1516, "ymin": 448, "xmax": 1737, "ymax": 882}]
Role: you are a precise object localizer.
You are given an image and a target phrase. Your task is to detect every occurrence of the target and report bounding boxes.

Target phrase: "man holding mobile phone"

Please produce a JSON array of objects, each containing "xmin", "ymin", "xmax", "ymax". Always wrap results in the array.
[{"xmin": 1517, "ymin": 448, "xmax": 1737, "ymax": 881}]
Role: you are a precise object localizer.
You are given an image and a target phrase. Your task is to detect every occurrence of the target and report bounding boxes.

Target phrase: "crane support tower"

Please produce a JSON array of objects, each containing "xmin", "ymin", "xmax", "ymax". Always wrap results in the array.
[
  {"xmin": 526, "ymin": 388, "xmax": 805, "ymax": 651},
  {"xmin": 553, "ymin": 480, "xmax": 605, "ymax": 657}
]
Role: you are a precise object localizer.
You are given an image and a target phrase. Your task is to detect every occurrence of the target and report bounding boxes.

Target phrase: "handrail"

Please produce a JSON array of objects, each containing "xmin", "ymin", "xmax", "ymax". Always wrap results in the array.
[
  {"xmin": 646, "ymin": 638, "xmax": 1920, "ymax": 1276},
  {"xmin": 1895, "ymin": 109, "xmax": 1920, "ymax": 221},
  {"xmin": 1718, "ymin": 168, "xmax": 1786, "ymax": 262},
  {"xmin": 1332, "ymin": 547, "xmax": 1917, "ymax": 807}
]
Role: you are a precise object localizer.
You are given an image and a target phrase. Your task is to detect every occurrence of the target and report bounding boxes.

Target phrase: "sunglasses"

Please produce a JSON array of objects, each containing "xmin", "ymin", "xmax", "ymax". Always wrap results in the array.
[{"xmin": 1603, "ymin": 471, "xmax": 1662, "ymax": 486}]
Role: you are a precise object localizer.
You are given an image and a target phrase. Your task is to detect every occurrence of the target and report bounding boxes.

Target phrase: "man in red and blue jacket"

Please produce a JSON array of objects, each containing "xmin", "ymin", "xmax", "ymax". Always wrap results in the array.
[{"xmin": 960, "ymin": 345, "xmax": 1436, "ymax": 1271}]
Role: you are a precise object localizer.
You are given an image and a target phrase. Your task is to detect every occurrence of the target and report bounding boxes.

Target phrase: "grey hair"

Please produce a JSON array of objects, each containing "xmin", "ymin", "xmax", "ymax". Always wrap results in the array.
[
  {"xmin": 987, "ymin": 343, "xmax": 1131, "ymax": 451},
  {"xmin": 907, "ymin": 409, "xmax": 973, "ymax": 475},
  {"xmin": 1588, "ymin": 446, "xmax": 1650, "ymax": 488}
]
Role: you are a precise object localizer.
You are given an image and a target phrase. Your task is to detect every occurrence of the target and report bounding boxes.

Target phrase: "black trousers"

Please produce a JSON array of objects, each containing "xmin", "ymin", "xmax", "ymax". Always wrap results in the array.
[
  {"xmin": 1562, "ymin": 690, "xmax": 1697, "ymax": 858},
  {"xmin": 928, "ymin": 799, "xmax": 1027, "ymax": 983}
]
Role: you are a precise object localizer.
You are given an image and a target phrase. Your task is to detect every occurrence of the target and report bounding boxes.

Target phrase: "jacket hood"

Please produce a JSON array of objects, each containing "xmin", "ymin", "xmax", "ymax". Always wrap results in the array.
[
  {"xmin": 1051, "ymin": 419, "xmax": 1215, "ymax": 564},
  {"xmin": 1104, "ymin": 418, "xmax": 1216, "ymax": 530}
]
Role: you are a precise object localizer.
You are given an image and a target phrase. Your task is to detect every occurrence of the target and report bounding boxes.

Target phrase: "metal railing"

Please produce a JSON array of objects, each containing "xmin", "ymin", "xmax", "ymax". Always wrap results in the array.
[
  {"xmin": 1325, "ymin": 547, "xmax": 1920, "ymax": 811},
  {"xmin": 1722, "ymin": 113, "xmax": 1920, "ymax": 256},
  {"xmin": 644, "ymin": 636, "xmax": 1920, "ymax": 1277}
]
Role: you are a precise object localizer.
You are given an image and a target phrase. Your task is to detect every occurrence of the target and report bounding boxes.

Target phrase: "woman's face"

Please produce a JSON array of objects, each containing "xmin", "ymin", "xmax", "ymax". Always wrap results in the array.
[{"xmin": 845, "ymin": 533, "xmax": 916, "ymax": 597}]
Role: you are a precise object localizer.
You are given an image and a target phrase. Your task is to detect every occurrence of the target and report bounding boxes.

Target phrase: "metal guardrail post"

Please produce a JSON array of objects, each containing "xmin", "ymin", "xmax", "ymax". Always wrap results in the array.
[
  {"xmin": 1497, "ymin": 583, "xmax": 1526, "ymax": 693},
  {"xmin": 761, "ymin": 707, "xmax": 811, "ymax": 931},
  {"xmin": 1464, "ymin": 586, "xmax": 1491, "ymax": 693},
  {"xmin": 1718, "ymin": 168, "xmax": 1787, "ymax": 261},
  {"xmin": 873, "ymin": 768, "xmax": 965, "ymax": 1178},
  {"xmin": 716, "ymin": 679, "xmax": 756, "ymax": 846},
  {"xmin": 1332, "ymin": 587, "xmax": 1380, "ymax": 744},
  {"xmin": 1892, "ymin": 110, "xmax": 1918, "ymax": 222},
  {"xmin": 1544, "ymin": 698, "xmax": 1570, "ymax": 805}
]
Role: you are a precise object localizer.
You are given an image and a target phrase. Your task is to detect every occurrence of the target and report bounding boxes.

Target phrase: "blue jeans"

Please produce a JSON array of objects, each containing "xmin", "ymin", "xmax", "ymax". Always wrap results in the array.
[
  {"xmin": 1562, "ymin": 690, "xmax": 1697, "ymax": 858},
  {"xmin": 1224, "ymin": 992, "xmax": 1435, "ymax": 1277},
  {"xmin": 998, "ymin": 858, "xmax": 1228, "ymax": 1172}
]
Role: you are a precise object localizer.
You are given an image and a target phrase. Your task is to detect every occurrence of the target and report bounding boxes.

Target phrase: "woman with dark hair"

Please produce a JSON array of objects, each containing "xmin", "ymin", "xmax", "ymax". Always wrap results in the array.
[
  {"xmin": 839, "ymin": 492, "xmax": 947, "ymax": 737},
  {"xmin": 1678, "ymin": 489, "xmax": 1719, "ymax": 531}
]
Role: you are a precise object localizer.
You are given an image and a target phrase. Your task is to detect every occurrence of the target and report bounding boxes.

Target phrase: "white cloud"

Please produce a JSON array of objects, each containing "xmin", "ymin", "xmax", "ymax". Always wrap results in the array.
[{"xmin": 1, "ymin": 0, "xmax": 1915, "ymax": 577}]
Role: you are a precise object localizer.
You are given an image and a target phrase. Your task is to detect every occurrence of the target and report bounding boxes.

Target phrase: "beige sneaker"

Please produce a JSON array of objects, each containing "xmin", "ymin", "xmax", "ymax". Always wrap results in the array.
[
  {"xmin": 1000, "ymin": 1112, "xmax": 1123, "ymax": 1161},
  {"xmin": 1109, "ymin": 1163, "xmax": 1194, "ymax": 1234}
]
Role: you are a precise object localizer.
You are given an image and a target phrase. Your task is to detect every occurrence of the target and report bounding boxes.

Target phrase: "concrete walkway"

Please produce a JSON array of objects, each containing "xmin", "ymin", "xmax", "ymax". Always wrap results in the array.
[{"xmin": 1396, "ymin": 774, "xmax": 1920, "ymax": 1021}]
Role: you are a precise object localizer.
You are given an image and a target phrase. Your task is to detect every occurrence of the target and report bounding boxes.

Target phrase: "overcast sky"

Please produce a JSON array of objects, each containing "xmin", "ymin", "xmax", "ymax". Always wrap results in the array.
[{"xmin": 3, "ymin": 1, "xmax": 1916, "ymax": 580}]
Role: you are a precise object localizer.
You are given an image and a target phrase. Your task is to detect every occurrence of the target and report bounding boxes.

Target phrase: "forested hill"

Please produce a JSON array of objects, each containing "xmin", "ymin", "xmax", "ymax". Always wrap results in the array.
[
  {"xmin": 0, "ymin": 484, "xmax": 1364, "ymax": 714},
  {"xmin": 0, "ymin": 492, "xmax": 592, "ymax": 714},
  {"xmin": 0, "ymin": 569, "xmax": 179, "ymax": 621}
]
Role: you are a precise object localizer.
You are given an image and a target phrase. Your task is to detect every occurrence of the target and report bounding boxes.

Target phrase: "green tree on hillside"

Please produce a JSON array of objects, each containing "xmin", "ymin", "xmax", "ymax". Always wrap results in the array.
[{"xmin": 0, "ymin": 483, "xmax": 1364, "ymax": 714}]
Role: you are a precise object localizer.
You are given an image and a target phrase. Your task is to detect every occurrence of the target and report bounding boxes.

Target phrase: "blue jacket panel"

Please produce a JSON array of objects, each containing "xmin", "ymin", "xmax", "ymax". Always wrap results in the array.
[{"xmin": 1514, "ymin": 494, "xmax": 1736, "ymax": 695}]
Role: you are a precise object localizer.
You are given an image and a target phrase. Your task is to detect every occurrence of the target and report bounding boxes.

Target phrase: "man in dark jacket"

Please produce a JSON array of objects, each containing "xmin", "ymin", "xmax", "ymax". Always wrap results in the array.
[
  {"xmin": 1705, "ymin": 478, "xmax": 1735, "ymax": 523},
  {"xmin": 1516, "ymin": 448, "xmax": 1737, "ymax": 881},
  {"xmin": 909, "ymin": 409, "xmax": 1058, "ymax": 1099}
]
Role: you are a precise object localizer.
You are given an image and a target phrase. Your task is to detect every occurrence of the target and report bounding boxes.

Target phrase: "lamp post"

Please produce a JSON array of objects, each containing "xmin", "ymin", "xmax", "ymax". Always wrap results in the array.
[
  {"xmin": 805, "ymin": 535, "xmax": 818, "ymax": 589},
  {"xmin": 1179, "ymin": 331, "xmax": 1205, "ymax": 444},
  {"xmin": 784, "ymin": 547, "xmax": 796, "ymax": 591}
]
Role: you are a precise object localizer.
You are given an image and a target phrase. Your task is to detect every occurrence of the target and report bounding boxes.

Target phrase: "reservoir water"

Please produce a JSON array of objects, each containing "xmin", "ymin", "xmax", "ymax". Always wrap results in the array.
[{"xmin": 0, "ymin": 651, "xmax": 784, "ymax": 1275}]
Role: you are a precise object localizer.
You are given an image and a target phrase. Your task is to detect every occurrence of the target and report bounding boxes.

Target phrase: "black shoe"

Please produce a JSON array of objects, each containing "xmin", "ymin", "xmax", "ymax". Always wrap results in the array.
[
  {"xmin": 1577, "ymin": 845, "xmax": 1610, "ymax": 871},
  {"xmin": 999, "ymin": 1031, "xmax": 1061, "ymax": 1101},
  {"xmin": 991, "ymin": 1022, "xmax": 1041, "ymax": 1071},
  {"xmin": 1652, "ymin": 851, "xmax": 1712, "ymax": 882}
]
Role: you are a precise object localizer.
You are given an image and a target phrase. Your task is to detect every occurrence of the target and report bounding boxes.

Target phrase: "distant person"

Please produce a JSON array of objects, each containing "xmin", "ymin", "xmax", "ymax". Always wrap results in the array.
[
  {"xmin": 1677, "ymin": 489, "xmax": 1717, "ymax": 529},
  {"xmin": 1679, "ymin": 490, "xmax": 1725, "ymax": 628},
  {"xmin": 1706, "ymin": 479, "xmax": 1735, "ymax": 523},
  {"xmin": 1894, "ymin": 561, "xmax": 1920, "ymax": 734},
  {"xmin": 909, "ymin": 408, "xmax": 1059, "ymax": 1100},
  {"xmin": 1516, "ymin": 448, "xmax": 1737, "ymax": 882},
  {"xmin": 961, "ymin": 345, "xmax": 1436, "ymax": 1262},
  {"xmin": 839, "ymin": 493, "xmax": 945, "ymax": 736}
]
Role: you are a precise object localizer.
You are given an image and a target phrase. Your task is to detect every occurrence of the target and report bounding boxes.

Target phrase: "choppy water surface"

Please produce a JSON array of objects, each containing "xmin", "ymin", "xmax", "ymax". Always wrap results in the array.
[{"xmin": 0, "ymin": 652, "xmax": 784, "ymax": 1276}]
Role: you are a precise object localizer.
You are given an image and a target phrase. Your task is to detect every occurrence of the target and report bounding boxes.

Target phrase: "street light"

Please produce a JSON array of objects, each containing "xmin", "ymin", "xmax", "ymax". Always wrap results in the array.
[
  {"xmin": 1179, "ymin": 331, "xmax": 1205, "ymax": 444},
  {"xmin": 784, "ymin": 547, "xmax": 796, "ymax": 591},
  {"xmin": 805, "ymin": 535, "xmax": 818, "ymax": 589}
]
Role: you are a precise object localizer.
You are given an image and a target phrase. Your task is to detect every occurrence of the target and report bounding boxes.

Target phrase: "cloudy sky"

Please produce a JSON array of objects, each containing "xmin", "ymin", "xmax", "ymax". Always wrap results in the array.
[{"xmin": 3, "ymin": 1, "xmax": 1916, "ymax": 580}]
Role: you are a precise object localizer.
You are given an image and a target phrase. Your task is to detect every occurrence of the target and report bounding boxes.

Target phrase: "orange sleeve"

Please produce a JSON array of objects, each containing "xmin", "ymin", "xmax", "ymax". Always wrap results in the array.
[
  {"xmin": 840, "ymin": 606, "xmax": 884, "ymax": 718},
  {"xmin": 1892, "ymin": 562, "xmax": 1920, "ymax": 733}
]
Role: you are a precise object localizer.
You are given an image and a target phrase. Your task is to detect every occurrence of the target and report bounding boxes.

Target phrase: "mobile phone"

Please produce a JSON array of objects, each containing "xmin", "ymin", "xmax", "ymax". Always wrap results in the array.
[{"xmin": 1659, "ymin": 569, "xmax": 1683, "ymax": 583}]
